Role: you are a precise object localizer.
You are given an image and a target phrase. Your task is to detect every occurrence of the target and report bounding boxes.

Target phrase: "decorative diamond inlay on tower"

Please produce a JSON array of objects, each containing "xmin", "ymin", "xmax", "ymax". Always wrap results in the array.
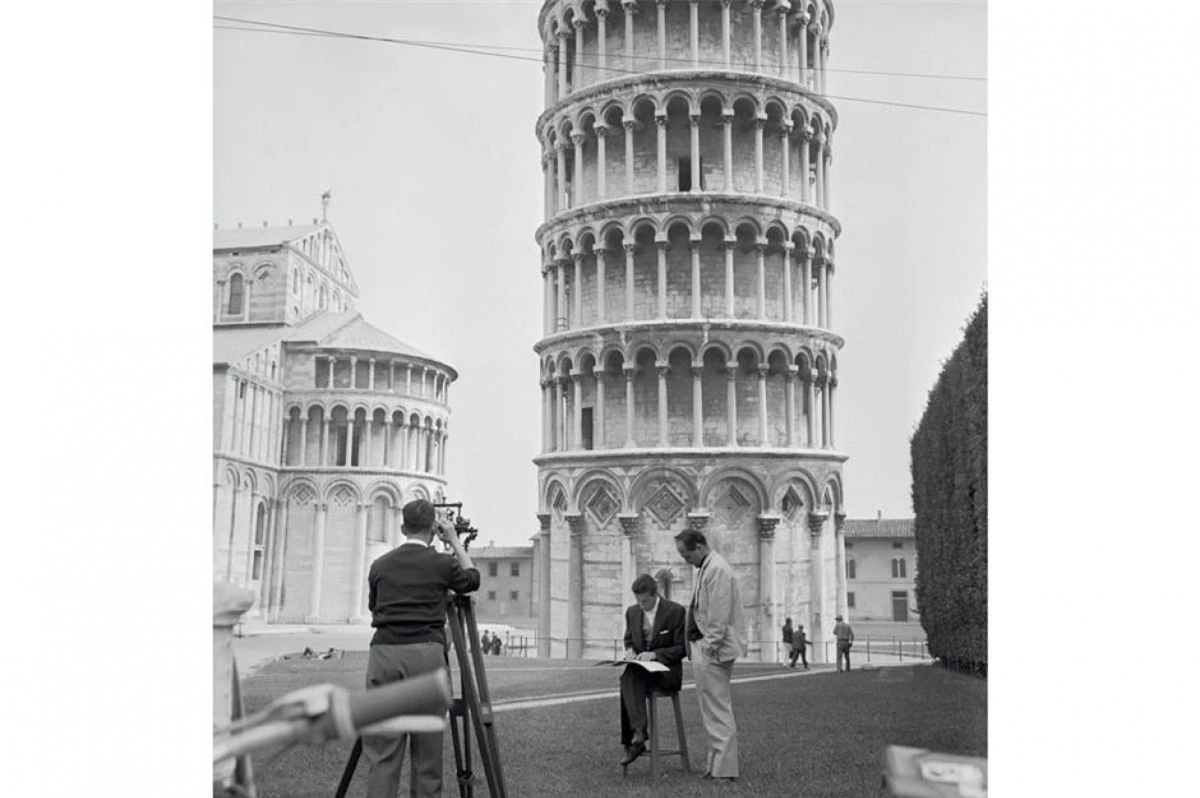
[
  {"xmin": 645, "ymin": 484, "xmax": 686, "ymax": 528},
  {"xmin": 584, "ymin": 484, "xmax": 619, "ymax": 527}
]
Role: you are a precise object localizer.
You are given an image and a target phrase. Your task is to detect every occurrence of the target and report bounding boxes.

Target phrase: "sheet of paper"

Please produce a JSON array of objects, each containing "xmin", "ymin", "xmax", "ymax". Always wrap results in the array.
[{"xmin": 595, "ymin": 658, "xmax": 670, "ymax": 673}]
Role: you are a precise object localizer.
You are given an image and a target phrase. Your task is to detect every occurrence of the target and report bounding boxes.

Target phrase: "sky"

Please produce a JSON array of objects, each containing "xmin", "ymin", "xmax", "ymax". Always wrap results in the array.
[{"xmin": 214, "ymin": 0, "xmax": 987, "ymax": 547}]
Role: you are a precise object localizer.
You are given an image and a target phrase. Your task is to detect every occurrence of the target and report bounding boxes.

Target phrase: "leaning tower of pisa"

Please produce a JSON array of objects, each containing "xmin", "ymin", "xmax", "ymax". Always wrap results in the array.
[{"xmin": 532, "ymin": 0, "xmax": 846, "ymax": 663}]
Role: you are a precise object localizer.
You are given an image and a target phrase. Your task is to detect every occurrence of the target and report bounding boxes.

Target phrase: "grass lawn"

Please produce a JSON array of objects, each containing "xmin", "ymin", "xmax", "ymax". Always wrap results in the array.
[{"xmin": 238, "ymin": 657, "xmax": 986, "ymax": 797}]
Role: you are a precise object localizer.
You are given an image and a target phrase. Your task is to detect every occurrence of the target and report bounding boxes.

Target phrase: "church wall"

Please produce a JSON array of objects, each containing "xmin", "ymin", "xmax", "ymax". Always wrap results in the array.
[
  {"xmin": 214, "ymin": 371, "xmax": 230, "ymax": 452},
  {"xmin": 280, "ymin": 493, "xmax": 316, "ymax": 623},
  {"xmin": 319, "ymin": 487, "xmax": 359, "ymax": 621}
]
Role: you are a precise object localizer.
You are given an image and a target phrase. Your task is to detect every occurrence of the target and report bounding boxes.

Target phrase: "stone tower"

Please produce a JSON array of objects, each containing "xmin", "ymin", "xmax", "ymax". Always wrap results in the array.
[{"xmin": 532, "ymin": 0, "xmax": 846, "ymax": 663}]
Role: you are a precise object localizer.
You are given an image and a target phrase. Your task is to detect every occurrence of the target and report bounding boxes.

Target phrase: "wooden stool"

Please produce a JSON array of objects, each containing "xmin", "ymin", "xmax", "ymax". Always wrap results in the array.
[{"xmin": 622, "ymin": 688, "xmax": 691, "ymax": 778}]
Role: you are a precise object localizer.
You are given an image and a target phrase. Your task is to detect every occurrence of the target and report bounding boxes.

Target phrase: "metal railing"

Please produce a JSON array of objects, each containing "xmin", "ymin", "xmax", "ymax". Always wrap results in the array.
[{"xmin": 501, "ymin": 635, "xmax": 931, "ymax": 664}]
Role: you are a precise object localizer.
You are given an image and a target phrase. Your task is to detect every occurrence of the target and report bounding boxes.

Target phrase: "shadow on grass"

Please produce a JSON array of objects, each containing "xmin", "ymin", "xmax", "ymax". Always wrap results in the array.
[{"xmin": 240, "ymin": 658, "xmax": 986, "ymax": 798}]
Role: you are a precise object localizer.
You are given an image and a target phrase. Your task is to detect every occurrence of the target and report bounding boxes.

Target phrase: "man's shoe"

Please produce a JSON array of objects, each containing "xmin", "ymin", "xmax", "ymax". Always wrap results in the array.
[
  {"xmin": 619, "ymin": 742, "xmax": 646, "ymax": 766},
  {"xmin": 630, "ymin": 729, "xmax": 646, "ymax": 746}
]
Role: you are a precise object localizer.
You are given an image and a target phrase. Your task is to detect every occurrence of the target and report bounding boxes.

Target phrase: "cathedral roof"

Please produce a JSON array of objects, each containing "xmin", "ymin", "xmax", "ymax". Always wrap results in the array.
[
  {"xmin": 213, "ymin": 223, "xmax": 326, "ymax": 251},
  {"xmin": 212, "ymin": 324, "xmax": 291, "ymax": 366},
  {"xmin": 290, "ymin": 313, "xmax": 439, "ymax": 361},
  {"xmin": 213, "ymin": 312, "xmax": 453, "ymax": 377},
  {"xmin": 842, "ymin": 518, "xmax": 915, "ymax": 539}
]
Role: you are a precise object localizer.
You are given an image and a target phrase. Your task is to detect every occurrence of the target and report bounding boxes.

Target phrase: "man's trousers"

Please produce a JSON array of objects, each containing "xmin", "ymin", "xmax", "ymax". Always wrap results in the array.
[
  {"xmin": 689, "ymin": 641, "xmax": 739, "ymax": 778},
  {"xmin": 363, "ymin": 641, "xmax": 447, "ymax": 798},
  {"xmin": 837, "ymin": 642, "xmax": 852, "ymax": 671},
  {"xmin": 619, "ymin": 666, "xmax": 670, "ymax": 745}
]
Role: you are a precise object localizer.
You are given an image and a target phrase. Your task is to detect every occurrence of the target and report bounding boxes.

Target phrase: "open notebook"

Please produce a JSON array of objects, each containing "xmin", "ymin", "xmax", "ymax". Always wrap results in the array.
[{"xmin": 595, "ymin": 658, "xmax": 670, "ymax": 673}]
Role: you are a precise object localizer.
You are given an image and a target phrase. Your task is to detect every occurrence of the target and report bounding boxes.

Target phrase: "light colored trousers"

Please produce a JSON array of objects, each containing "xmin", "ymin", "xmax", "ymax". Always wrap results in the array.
[
  {"xmin": 363, "ymin": 641, "xmax": 447, "ymax": 798},
  {"xmin": 689, "ymin": 641, "xmax": 739, "ymax": 778}
]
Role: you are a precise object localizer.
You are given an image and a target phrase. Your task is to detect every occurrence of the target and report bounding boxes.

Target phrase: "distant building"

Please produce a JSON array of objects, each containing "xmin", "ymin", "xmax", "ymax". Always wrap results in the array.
[
  {"xmin": 842, "ymin": 515, "xmax": 918, "ymax": 622},
  {"xmin": 468, "ymin": 544, "xmax": 534, "ymax": 619},
  {"xmin": 212, "ymin": 220, "xmax": 458, "ymax": 623}
]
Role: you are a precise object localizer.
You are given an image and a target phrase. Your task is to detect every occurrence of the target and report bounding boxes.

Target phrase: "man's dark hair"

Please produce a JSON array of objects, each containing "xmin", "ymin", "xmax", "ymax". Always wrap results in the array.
[
  {"xmin": 402, "ymin": 499, "xmax": 437, "ymax": 532},
  {"xmin": 631, "ymin": 574, "xmax": 658, "ymax": 596},
  {"xmin": 673, "ymin": 529, "xmax": 707, "ymax": 551}
]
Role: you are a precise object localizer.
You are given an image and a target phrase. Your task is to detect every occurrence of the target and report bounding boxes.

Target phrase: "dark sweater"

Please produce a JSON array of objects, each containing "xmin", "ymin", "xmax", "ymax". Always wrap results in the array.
[{"xmin": 368, "ymin": 542, "xmax": 480, "ymax": 646}]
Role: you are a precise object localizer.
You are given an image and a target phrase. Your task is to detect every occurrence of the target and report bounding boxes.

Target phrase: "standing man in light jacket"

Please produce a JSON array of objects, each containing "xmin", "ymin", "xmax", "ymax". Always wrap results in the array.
[{"xmin": 675, "ymin": 529, "xmax": 745, "ymax": 782}]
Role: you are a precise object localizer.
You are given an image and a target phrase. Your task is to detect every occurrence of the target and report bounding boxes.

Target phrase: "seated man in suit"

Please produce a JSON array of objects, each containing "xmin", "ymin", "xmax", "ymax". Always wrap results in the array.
[{"xmin": 618, "ymin": 574, "xmax": 687, "ymax": 766}]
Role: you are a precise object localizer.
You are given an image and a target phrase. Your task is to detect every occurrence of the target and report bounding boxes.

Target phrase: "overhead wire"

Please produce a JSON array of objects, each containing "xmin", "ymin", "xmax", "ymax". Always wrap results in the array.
[{"xmin": 214, "ymin": 15, "xmax": 985, "ymax": 117}]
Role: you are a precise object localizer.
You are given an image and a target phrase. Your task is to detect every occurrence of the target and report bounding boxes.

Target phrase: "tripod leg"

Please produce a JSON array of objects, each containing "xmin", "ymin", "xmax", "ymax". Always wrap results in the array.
[
  {"xmin": 447, "ymin": 609, "xmax": 476, "ymax": 798},
  {"xmin": 333, "ymin": 738, "xmax": 362, "ymax": 798},
  {"xmin": 457, "ymin": 598, "xmax": 508, "ymax": 798}
]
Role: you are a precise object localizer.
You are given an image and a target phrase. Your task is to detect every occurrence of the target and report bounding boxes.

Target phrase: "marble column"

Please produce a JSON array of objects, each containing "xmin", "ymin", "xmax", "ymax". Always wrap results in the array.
[
  {"xmin": 783, "ymin": 242, "xmax": 795, "ymax": 321},
  {"xmin": 691, "ymin": 364, "xmax": 704, "ymax": 446},
  {"xmin": 624, "ymin": 242, "xmax": 636, "ymax": 321},
  {"xmin": 756, "ymin": 242, "xmax": 767, "ymax": 318},
  {"xmin": 656, "ymin": 362, "xmax": 669, "ymax": 446},
  {"xmin": 351, "ymin": 502, "xmax": 368, "ymax": 621},
  {"xmin": 595, "ymin": 247, "xmax": 608, "ymax": 322},
  {"xmin": 720, "ymin": 0, "xmax": 732, "ymax": 68},
  {"xmin": 690, "ymin": 114, "xmax": 701, "ymax": 191},
  {"xmin": 724, "ymin": 240, "xmax": 736, "ymax": 317},
  {"xmin": 269, "ymin": 499, "xmax": 289, "ymax": 621},
  {"xmin": 306, "ymin": 502, "xmax": 328, "ymax": 623},
  {"xmin": 572, "ymin": 372, "xmax": 583, "ymax": 450},
  {"xmin": 690, "ymin": 240, "xmax": 702, "ymax": 318},
  {"xmin": 757, "ymin": 365, "xmax": 770, "ymax": 444},
  {"xmin": 595, "ymin": 369, "xmax": 607, "ymax": 449},
  {"xmin": 758, "ymin": 515, "xmax": 780, "ymax": 661},
  {"xmin": 722, "ymin": 112, "xmax": 734, "ymax": 190},
  {"xmin": 656, "ymin": 0, "xmax": 667, "ymax": 69},
  {"xmin": 573, "ymin": 251, "xmax": 584, "ymax": 327},
  {"xmin": 624, "ymin": 365, "xmax": 636, "ymax": 447},
  {"xmin": 595, "ymin": 123, "xmax": 608, "ymax": 199},
  {"xmin": 566, "ymin": 514, "xmax": 586, "ymax": 659},
  {"xmin": 689, "ymin": 1, "xmax": 700, "ymax": 66},
  {"xmin": 785, "ymin": 368, "xmax": 798, "ymax": 446},
  {"xmin": 656, "ymin": 240, "xmax": 668, "ymax": 318},
  {"xmin": 725, "ymin": 366, "xmax": 738, "ymax": 446},
  {"xmin": 624, "ymin": 118, "xmax": 635, "ymax": 195},
  {"xmin": 537, "ymin": 514, "xmax": 552, "ymax": 657},
  {"xmin": 655, "ymin": 115, "xmax": 668, "ymax": 193}
]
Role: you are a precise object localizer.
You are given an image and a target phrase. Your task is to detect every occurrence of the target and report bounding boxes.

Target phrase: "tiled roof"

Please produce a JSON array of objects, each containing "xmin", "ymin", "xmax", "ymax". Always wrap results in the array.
[
  {"xmin": 842, "ymin": 518, "xmax": 915, "ymax": 539},
  {"xmin": 319, "ymin": 316, "xmax": 436, "ymax": 361},
  {"xmin": 213, "ymin": 223, "xmax": 325, "ymax": 251},
  {"xmin": 213, "ymin": 324, "xmax": 291, "ymax": 366},
  {"xmin": 469, "ymin": 546, "xmax": 534, "ymax": 559}
]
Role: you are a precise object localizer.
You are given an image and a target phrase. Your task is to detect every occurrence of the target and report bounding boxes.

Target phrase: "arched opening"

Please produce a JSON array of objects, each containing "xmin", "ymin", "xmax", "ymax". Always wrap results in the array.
[
  {"xmin": 735, "ymin": 346, "xmax": 762, "ymax": 446},
  {"xmin": 701, "ymin": 347, "xmax": 730, "ymax": 446},
  {"xmin": 664, "ymin": 95, "xmax": 691, "ymax": 192},
  {"xmin": 665, "ymin": 220, "xmax": 692, "ymax": 319},
  {"xmin": 227, "ymin": 273, "xmax": 244, "ymax": 315},
  {"xmin": 632, "ymin": 347, "xmax": 658, "ymax": 448},
  {"xmin": 698, "ymin": 95, "xmax": 725, "ymax": 191},
  {"xmin": 368, "ymin": 495, "xmax": 389, "ymax": 543},
  {"xmin": 602, "ymin": 350, "xmax": 626, "ymax": 448}
]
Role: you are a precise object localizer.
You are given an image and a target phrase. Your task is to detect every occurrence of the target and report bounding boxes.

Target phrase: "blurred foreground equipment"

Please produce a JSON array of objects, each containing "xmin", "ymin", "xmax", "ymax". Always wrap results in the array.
[{"xmin": 881, "ymin": 745, "xmax": 987, "ymax": 798}]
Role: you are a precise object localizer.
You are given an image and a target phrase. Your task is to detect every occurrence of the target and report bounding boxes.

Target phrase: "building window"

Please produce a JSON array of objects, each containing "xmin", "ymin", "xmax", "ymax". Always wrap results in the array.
[
  {"xmin": 510, "ymin": 590, "xmax": 519, "ymax": 601},
  {"xmin": 847, "ymin": 592, "xmax": 855, "ymax": 609},
  {"xmin": 846, "ymin": 559, "xmax": 855, "ymax": 580},
  {"xmin": 251, "ymin": 551, "xmax": 264, "ymax": 580},
  {"xmin": 510, "ymin": 562, "xmax": 520, "ymax": 577},
  {"xmin": 900, "ymin": 558, "xmax": 907, "ymax": 578},
  {"xmin": 319, "ymin": 284, "xmax": 328, "ymax": 309},
  {"xmin": 892, "ymin": 558, "xmax": 907, "ymax": 578},
  {"xmin": 844, "ymin": 542, "xmax": 853, "ymax": 550},
  {"xmin": 292, "ymin": 269, "xmax": 300, "ymax": 293},
  {"xmin": 488, "ymin": 562, "xmax": 498, "ymax": 577},
  {"xmin": 487, "ymin": 591, "xmax": 496, "ymax": 601},
  {"xmin": 892, "ymin": 541, "xmax": 903, "ymax": 549},
  {"xmin": 228, "ymin": 274, "xmax": 244, "ymax": 315}
]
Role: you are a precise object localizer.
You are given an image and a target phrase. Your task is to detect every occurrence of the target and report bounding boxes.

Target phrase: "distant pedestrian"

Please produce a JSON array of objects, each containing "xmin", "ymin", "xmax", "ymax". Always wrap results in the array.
[
  {"xmin": 481, "ymin": 630, "xmax": 492, "ymax": 655},
  {"xmin": 790, "ymin": 624, "xmax": 811, "ymax": 669},
  {"xmin": 781, "ymin": 618, "xmax": 794, "ymax": 664},
  {"xmin": 491, "ymin": 636, "xmax": 502, "ymax": 656},
  {"xmin": 833, "ymin": 615, "xmax": 855, "ymax": 672}
]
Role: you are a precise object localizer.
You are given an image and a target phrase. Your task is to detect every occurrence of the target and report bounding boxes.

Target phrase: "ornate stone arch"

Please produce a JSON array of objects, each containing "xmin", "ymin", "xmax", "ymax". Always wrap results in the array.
[
  {"xmin": 574, "ymin": 470, "xmax": 624, "ymax": 527},
  {"xmin": 698, "ymin": 339, "xmax": 734, "ymax": 365},
  {"xmin": 364, "ymin": 479, "xmax": 402, "ymax": 507},
  {"xmin": 700, "ymin": 466, "xmax": 769, "ymax": 510},
  {"xmin": 323, "ymin": 479, "xmax": 363, "ymax": 508},
  {"xmin": 663, "ymin": 340, "xmax": 698, "ymax": 364},
  {"xmin": 543, "ymin": 474, "xmax": 572, "ymax": 517},
  {"xmin": 281, "ymin": 475, "xmax": 319, "ymax": 505},
  {"xmin": 660, "ymin": 87, "xmax": 695, "ymax": 116},
  {"xmin": 628, "ymin": 466, "xmax": 698, "ymax": 527},
  {"xmin": 627, "ymin": 340, "xmax": 661, "ymax": 364},
  {"xmin": 767, "ymin": 469, "xmax": 820, "ymax": 516},
  {"xmin": 661, "ymin": 214, "xmax": 696, "ymax": 240},
  {"xmin": 820, "ymin": 472, "xmax": 844, "ymax": 514},
  {"xmin": 766, "ymin": 341, "xmax": 795, "ymax": 365},
  {"xmin": 732, "ymin": 339, "xmax": 767, "ymax": 365}
]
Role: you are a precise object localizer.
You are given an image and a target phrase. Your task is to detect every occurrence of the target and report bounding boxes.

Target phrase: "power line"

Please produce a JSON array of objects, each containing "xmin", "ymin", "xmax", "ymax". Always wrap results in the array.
[
  {"xmin": 214, "ymin": 16, "xmax": 986, "ymax": 117},
  {"xmin": 214, "ymin": 14, "xmax": 985, "ymax": 82}
]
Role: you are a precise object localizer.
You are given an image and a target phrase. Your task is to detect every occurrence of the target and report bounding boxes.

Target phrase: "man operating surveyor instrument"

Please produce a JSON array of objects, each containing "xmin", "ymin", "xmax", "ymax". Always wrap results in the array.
[{"xmin": 363, "ymin": 499, "xmax": 480, "ymax": 798}]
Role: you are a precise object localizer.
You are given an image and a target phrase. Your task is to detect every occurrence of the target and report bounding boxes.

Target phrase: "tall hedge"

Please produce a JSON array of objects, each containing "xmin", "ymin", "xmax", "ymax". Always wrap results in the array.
[{"xmin": 910, "ymin": 294, "xmax": 987, "ymax": 672}]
